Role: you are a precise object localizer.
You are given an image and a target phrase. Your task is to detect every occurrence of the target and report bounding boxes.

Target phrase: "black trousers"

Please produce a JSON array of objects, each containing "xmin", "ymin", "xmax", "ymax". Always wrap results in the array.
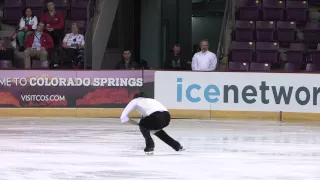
[
  {"xmin": 139, "ymin": 111, "xmax": 181, "ymax": 151},
  {"xmin": 48, "ymin": 29, "xmax": 63, "ymax": 49},
  {"xmin": 139, "ymin": 111, "xmax": 171, "ymax": 130}
]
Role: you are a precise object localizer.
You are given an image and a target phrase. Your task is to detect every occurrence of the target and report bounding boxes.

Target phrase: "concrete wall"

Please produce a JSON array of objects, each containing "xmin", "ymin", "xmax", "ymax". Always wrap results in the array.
[
  {"xmin": 140, "ymin": 0, "xmax": 161, "ymax": 69},
  {"xmin": 192, "ymin": 16, "xmax": 223, "ymax": 53},
  {"xmin": 92, "ymin": 0, "xmax": 119, "ymax": 69}
]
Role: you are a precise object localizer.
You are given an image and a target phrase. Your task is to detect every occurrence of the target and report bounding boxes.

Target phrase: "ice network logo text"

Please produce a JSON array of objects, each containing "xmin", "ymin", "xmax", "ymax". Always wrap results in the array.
[{"xmin": 176, "ymin": 78, "xmax": 320, "ymax": 105}]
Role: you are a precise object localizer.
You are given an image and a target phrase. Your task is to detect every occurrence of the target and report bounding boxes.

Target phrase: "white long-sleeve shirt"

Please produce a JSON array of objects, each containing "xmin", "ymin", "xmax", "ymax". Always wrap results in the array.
[
  {"xmin": 19, "ymin": 16, "xmax": 38, "ymax": 31},
  {"xmin": 120, "ymin": 98, "xmax": 168, "ymax": 123},
  {"xmin": 192, "ymin": 50, "xmax": 217, "ymax": 71}
]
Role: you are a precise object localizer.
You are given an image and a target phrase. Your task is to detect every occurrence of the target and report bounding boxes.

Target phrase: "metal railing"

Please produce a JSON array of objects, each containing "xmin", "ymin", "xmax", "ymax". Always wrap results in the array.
[
  {"xmin": 216, "ymin": 0, "xmax": 232, "ymax": 70},
  {"xmin": 84, "ymin": 0, "xmax": 96, "ymax": 69}
]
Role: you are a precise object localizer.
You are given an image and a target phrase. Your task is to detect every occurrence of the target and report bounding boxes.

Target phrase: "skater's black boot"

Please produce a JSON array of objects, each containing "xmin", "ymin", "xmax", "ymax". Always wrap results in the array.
[
  {"xmin": 154, "ymin": 130, "xmax": 183, "ymax": 151},
  {"xmin": 139, "ymin": 126, "xmax": 155, "ymax": 155},
  {"xmin": 144, "ymin": 146, "xmax": 154, "ymax": 155},
  {"xmin": 177, "ymin": 145, "xmax": 185, "ymax": 152}
]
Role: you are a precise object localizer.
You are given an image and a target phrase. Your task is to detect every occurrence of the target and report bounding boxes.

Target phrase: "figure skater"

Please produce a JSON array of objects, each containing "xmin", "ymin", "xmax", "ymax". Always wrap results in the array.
[{"xmin": 120, "ymin": 92, "xmax": 184, "ymax": 155}]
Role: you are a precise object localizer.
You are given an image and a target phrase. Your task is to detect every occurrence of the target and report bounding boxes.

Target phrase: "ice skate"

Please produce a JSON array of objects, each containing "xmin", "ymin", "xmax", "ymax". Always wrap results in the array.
[
  {"xmin": 177, "ymin": 146, "xmax": 185, "ymax": 152},
  {"xmin": 144, "ymin": 147, "xmax": 154, "ymax": 155}
]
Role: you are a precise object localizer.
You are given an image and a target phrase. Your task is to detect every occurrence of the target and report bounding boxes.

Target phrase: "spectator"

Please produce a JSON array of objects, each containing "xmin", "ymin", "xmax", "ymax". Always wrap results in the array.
[
  {"xmin": 17, "ymin": 8, "xmax": 38, "ymax": 52},
  {"xmin": 40, "ymin": 1, "xmax": 65, "ymax": 49},
  {"xmin": 115, "ymin": 50, "xmax": 139, "ymax": 69},
  {"xmin": 0, "ymin": 39, "xmax": 14, "ymax": 60},
  {"xmin": 62, "ymin": 23, "xmax": 85, "ymax": 58},
  {"xmin": 55, "ymin": 22, "xmax": 85, "ymax": 69},
  {"xmin": 24, "ymin": 22, "xmax": 54, "ymax": 68},
  {"xmin": 164, "ymin": 44, "xmax": 187, "ymax": 70},
  {"xmin": 192, "ymin": 40, "xmax": 217, "ymax": 71}
]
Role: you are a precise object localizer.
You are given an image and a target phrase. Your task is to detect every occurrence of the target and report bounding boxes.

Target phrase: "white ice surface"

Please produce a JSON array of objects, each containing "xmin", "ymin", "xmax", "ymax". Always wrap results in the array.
[{"xmin": 0, "ymin": 118, "xmax": 319, "ymax": 180}]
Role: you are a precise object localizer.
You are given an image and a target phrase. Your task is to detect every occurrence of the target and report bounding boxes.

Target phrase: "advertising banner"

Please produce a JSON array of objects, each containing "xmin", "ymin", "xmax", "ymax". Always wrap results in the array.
[
  {"xmin": 155, "ymin": 71, "xmax": 320, "ymax": 113},
  {"xmin": 0, "ymin": 70, "xmax": 155, "ymax": 108}
]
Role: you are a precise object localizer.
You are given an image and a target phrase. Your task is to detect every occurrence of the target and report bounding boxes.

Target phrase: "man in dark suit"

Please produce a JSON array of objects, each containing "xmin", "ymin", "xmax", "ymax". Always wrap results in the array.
[
  {"xmin": 164, "ymin": 43, "xmax": 187, "ymax": 70},
  {"xmin": 115, "ymin": 50, "xmax": 139, "ymax": 70}
]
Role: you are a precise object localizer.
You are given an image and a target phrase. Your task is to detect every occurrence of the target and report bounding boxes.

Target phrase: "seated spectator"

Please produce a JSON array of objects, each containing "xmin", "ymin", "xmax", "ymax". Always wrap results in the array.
[
  {"xmin": 115, "ymin": 50, "xmax": 139, "ymax": 69},
  {"xmin": 58, "ymin": 22, "xmax": 85, "ymax": 68},
  {"xmin": 0, "ymin": 39, "xmax": 14, "ymax": 60},
  {"xmin": 17, "ymin": 8, "xmax": 38, "ymax": 52},
  {"xmin": 24, "ymin": 22, "xmax": 54, "ymax": 68},
  {"xmin": 192, "ymin": 40, "xmax": 217, "ymax": 71},
  {"xmin": 164, "ymin": 43, "xmax": 187, "ymax": 70},
  {"xmin": 40, "ymin": 1, "xmax": 64, "ymax": 49}
]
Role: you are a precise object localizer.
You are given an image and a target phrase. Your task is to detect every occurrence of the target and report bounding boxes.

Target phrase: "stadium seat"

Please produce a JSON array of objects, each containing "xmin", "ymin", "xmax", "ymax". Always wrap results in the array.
[
  {"xmin": 0, "ymin": 60, "xmax": 13, "ymax": 68},
  {"xmin": 256, "ymin": 21, "xmax": 275, "ymax": 42},
  {"xmin": 306, "ymin": 63, "xmax": 320, "ymax": 72},
  {"xmin": 230, "ymin": 41, "xmax": 255, "ymax": 62},
  {"xmin": 262, "ymin": 0, "xmax": 285, "ymax": 21},
  {"xmin": 256, "ymin": 42, "xmax": 279, "ymax": 64},
  {"xmin": 235, "ymin": 20, "xmax": 255, "ymax": 42},
  {"xmin": 249, "ymin": 62, "xmax": 271, "ymax": 71},
  {"xmin": 32, "ymin": 60, "xmax": 50, "ymax": 69},
  {"xmin": 50, "ymin": 0, "xmax": 70, "ymax": 7},
  {"xmin": 284, "ymin": 62, "xmax": 300, "ymax": 72},
  {"xmin": 25, "ymin": 0, "xmax": 44, "ymax": 18},
  {"xmin": 286, "ymin": 43, "xmax": 305, "ymax": 65},
  {"xmin": 311, "ymin": 51, "xmax": 320, "ymax": 64},
  {"xmin": 285, "ymin": 1, "xmax": 308, "ymax": 22},
  {"xmin": 237, "ymin": 0, "xmax": 260, "ymax": 21},
  {"xmin": 70, "ymin": 0, "xmax": 90, "ymax": 20},
  {"xmin": 304, "ymin": 22, "xmax": 320, "ymax": 45},
  {"xmin": 228, "ymin": 62, "xmax": 249, "ymax": 71},
  {"xmin": 277, "ymin": 21, "xmax": 296, "ymax": 43},
  {"xmin": 3, "ymin": 0, "xmax": 24, "ymax": 24}
]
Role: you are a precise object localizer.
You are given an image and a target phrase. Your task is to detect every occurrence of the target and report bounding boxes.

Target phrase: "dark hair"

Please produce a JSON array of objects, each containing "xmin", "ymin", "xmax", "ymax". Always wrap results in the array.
[
  {"xmin": 133, "ymin": 92, "xmax": 147, "ymax": 99},
  {"xmin": 22, "ymin": 8, "xmax": 34, "ymax": 19},
  {"xmin": 173, "ymin": 43, "xmax": 180, "ymax": 48}
]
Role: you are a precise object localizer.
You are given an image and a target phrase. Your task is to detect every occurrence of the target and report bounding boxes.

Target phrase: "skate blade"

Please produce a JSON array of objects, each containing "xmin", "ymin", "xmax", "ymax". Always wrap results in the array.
[
  {"xmin": 178, "ymin": 148, "xmax": 186, "ymax": 152},
  {"xmin": 145, "ymin": 151, "xmax": 154, "ymax": 155}
]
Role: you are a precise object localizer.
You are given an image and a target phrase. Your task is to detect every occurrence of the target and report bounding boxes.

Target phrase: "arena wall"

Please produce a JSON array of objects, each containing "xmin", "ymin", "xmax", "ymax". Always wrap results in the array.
[{"xmin": 0, "ymin": 70, "xmax": 319, "ymax": 123}]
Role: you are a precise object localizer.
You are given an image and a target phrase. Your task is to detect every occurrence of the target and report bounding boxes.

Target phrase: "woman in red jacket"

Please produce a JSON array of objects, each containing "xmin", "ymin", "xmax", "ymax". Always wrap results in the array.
[{"xmin": 40, "ymin": 1, "xmax": 65, "ymax": 49}]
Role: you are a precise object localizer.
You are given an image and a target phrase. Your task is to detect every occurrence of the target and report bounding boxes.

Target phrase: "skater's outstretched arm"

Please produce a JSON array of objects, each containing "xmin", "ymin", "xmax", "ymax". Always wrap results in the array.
[{"xmin": 120, "ymin": 99, "xmax": 138, "ymax": 123}]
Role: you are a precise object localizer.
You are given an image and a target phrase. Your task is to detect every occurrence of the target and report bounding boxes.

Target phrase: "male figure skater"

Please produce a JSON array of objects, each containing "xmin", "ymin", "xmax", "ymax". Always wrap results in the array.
[{"xmin": 120, "ymin": 92, "xmax": 184, "ymax": 155}]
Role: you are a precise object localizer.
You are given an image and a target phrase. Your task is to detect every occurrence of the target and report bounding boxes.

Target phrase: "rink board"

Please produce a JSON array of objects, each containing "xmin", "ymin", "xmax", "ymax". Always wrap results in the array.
[{"xmin": 0, "ymin": 108, "xmax": 320, "ymax": 123}]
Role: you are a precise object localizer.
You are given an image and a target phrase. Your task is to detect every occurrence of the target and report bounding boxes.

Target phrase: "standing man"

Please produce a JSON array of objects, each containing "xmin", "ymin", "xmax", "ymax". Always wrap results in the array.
[
  {"xmin": 192, "ymin": 40, "xmax": 217, "ymax": 71},
  {"xmin": 120, "ymin": 92, "xmax": 184, "ymax": 155},
  {"xmin": 40, "ymin": 1, "xmax": 65, "ymax": 49}
]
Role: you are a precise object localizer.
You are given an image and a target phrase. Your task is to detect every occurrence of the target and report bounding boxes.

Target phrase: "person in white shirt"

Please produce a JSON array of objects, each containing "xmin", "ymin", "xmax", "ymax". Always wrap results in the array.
[
  {"xmin": 62, "ymin": 23, "xmax": 85, "ymax": 50},
  {"xmin": 192, "ymin": 40, "xmax": 217, "ymax": 71},
  {"xmin": 120, "ymin": 92, "xmax": 184, "ymax": 155},
  {"xmin": 17, "ymin": 8, "xmax": 38, "ymax": 51},
  {"xmin": 60, "ymin": 23, "xmax": 85, "ymax": 68}
]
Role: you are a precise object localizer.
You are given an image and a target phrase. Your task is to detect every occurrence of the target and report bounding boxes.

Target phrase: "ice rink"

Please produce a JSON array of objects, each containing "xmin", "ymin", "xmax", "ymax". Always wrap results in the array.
[{"xmin": 0, "ymin": 118, "xmax": 319, "ymax": 180}]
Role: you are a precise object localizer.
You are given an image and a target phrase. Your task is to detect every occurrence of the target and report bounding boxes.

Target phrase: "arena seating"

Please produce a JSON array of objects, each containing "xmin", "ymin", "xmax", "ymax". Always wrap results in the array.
[
  {"xmin": 1, "ymin": 0, "xmax": 91, "ymax": 69},
  {"xmin": 3, "ymin": 0, "xmax": 89, "ymax": 35},
  {"xmin": 229, "ymin": 0, "xmax": 320, "ymax": 72}
]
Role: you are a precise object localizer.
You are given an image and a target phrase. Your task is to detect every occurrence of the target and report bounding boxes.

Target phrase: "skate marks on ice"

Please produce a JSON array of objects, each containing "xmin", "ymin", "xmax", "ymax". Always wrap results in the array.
[{"xmin": 0, "ymin": 118, "xmax": 319, "ymax": 180}]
